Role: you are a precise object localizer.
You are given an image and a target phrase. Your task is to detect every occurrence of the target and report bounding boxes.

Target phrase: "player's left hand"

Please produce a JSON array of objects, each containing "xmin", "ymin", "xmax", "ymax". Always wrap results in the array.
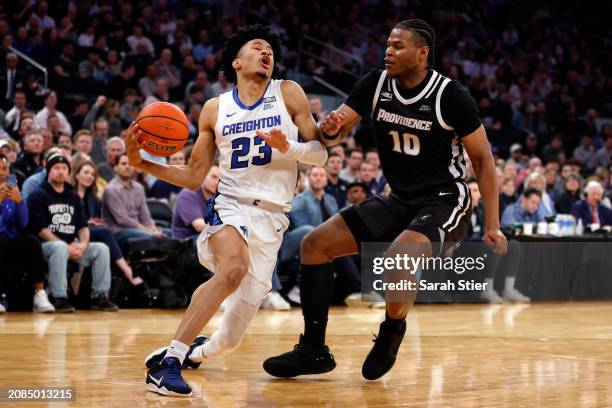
[
  {"xmin": 483, "ymin": 228, "xmax": 507, "ymax": 255},
  {"xmin": 256, "ymin": 129, "xmax": 289, "ymax": 153}
]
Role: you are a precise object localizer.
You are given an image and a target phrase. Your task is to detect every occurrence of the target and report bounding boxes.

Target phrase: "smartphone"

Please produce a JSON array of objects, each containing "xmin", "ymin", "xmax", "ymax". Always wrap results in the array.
[{"xmin": 6, "ymin": 174, "xmax": 17, "ymax": 188}]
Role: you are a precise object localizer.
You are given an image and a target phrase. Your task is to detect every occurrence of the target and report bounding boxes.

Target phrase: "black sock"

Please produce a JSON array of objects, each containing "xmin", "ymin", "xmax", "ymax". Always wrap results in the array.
[
  {"xmin": 383, "ymin": 311, "xmax": 406, "ymax": 331},
  {"xmin": 300, "ymin": 263, "xmax": 334, "ymax": 347}
]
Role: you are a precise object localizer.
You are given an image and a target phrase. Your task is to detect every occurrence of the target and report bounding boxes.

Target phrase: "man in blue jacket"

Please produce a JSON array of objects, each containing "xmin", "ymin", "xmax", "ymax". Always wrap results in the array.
[{"xmin": 290, "ymin": 166, "xmax": 339, "ymax": 227}]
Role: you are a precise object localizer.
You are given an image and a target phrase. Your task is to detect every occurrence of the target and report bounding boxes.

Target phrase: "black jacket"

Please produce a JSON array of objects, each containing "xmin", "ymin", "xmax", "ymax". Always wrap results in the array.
[{"xmin": 27, "ymin": 181, "xmax": 88, "ymax": 243}]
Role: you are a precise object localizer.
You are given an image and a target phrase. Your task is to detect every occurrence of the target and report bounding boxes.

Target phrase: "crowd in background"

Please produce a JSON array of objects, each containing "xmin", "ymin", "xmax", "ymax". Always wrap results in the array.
[{"xmin": 0, "ymin": 0, "xmax": 611, "ymax": 313}]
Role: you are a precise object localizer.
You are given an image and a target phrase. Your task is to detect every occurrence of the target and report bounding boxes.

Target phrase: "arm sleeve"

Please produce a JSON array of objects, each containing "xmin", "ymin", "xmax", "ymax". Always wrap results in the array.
[
  {"xmin": 343, "ymin": 70, "xmax": 382, "ymax": 118},
  {"xmin": 440, "ymin": 81, "xmax": 481, "ymax": 138},
  {"xmin": 285, "ymin": 140, "xmax": 328, "ymax": 166}
]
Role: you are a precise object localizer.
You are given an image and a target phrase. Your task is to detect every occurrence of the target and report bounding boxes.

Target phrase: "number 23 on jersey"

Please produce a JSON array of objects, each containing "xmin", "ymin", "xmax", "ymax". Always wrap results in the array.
[{"xmin": 230, "ymin": 135, "xmax": 272, "ymax": 169}]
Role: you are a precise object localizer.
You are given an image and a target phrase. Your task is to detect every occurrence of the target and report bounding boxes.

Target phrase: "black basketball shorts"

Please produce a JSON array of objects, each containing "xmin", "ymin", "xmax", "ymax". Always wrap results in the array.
[{"xmin": 340, "ymin": 181, "xmax": 471, "ymax": 246}]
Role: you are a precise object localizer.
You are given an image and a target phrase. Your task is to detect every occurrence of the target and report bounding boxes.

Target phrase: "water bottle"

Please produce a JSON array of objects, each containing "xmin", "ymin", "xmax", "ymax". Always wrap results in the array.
[
  {"xmin": 575, "ymin": 219, "xmax": 584, "ymax": 236},
  {"xmin": 556, "ymin": 215, "xmax": 564, "ymax": 236},
  {"xmin": 0, "ymin": 293, "xmax": 8, "ymax": 311},
  {"xmin": 569, "ymin": 216, "xmax": 576, "ymax": 236}
]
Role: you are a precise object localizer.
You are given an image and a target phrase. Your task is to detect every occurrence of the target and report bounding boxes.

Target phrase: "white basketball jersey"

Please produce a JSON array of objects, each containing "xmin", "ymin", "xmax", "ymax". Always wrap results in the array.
[{"xmin": 214, "ymin": 79, "xmax": 298, "ymax": 210}]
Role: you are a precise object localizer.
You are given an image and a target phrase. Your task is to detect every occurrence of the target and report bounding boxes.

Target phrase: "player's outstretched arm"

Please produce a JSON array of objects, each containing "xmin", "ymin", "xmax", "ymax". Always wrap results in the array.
[
  {"xmin": 124, "ymin": 99, "xmax": 218, "ymax": 191},
  {"xmin": 462, "ymin": 124, "xmax": 507, "ymax": 255},
  {"xmin": 318, "ymin": 104, "xmax": 361, "ymax": 146}
]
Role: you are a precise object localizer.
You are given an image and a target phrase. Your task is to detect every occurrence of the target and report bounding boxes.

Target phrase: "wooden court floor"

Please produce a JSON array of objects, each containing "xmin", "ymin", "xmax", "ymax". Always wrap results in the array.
[{"xmin": 0, "ymin": 302, "xmax": 611, "ymax": 408}]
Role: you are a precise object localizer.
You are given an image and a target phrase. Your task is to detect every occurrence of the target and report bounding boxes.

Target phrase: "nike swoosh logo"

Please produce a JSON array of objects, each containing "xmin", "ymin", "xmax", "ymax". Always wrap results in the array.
[
  {"xmin": 276, "ymin": 227, "xmax": 283, "ymax": 232},
  {"xmin": 226, "ymin": 112, "xmax": 237, "ymax": 117},
  {"xmin": 148, "ymin": 374, "xmax": 163, "ymax": 387},
  {"xmin": 439, "ymin": 192, "xmax": 453, "ymax": 196}
]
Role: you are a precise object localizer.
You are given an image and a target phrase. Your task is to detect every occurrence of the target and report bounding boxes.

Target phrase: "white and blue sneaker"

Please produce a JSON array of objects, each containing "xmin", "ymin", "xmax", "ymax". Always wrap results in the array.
[
  {"xmin": 145, "ymin": 336, "xmax": 209, "ymax": 369},
  {"xmin": 146, "ymin": 357, "xmax": 192, "ymax": 397}
]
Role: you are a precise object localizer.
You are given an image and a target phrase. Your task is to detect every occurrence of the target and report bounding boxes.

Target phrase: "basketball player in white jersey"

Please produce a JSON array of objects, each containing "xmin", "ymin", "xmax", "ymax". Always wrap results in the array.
[{"xmin": 124, "ymin": 25, "xmax": 330, "ymax": 397}]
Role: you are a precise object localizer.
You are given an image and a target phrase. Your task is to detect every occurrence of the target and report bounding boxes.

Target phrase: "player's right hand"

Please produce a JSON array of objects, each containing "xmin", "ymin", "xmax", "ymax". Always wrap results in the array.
[
  {"xmin": 124, "ymin": 122, "xmax": 143, "ymax": 166},
  {"xmin": 319, "ymin": 110, "xmax": 346, "ymax": 137}
]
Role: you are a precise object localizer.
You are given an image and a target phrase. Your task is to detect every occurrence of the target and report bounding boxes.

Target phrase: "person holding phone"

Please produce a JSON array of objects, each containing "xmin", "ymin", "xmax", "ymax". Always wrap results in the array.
[{"xmin": 0, "ymin": 153, "xmax": 55, "ymax": 313}]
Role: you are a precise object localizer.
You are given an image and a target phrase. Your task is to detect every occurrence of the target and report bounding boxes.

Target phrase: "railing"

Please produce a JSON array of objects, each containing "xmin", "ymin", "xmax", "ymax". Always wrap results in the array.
[{"xmin": 8, "ymin": 45, "xmax": 48, "ymax": 92}]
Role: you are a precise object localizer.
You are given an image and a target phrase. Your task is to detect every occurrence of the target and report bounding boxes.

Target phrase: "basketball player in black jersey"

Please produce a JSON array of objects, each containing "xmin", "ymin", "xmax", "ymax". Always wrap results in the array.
[{"xmin": 263, "ymin": 19, "xmax": 508, "ymax": 380}]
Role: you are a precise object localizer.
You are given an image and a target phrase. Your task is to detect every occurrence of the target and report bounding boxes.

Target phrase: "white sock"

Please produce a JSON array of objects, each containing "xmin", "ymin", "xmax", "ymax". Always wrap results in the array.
[
  {"xmin": 484, "ymin": 278, "xmax": 495, "ymax": 292},
  {"xmin": 165, "ymin": 340, "xmax": 189, "ymax": 365},
  {"xmin": 188, "ymin": 343, "xmax": 206, "ymax": 363},
  {"xmin": 505, "ymin": 276, "xmax": 517, "ymax": 292}
]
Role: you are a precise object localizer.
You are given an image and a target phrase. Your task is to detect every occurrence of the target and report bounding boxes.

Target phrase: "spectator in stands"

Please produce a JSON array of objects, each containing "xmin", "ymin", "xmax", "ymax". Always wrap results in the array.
[
  {"xmin": 0, "ymin": 138, "xmax": 20, "ymax": 166},
  {"xmin": 101, "ymin": 153, "xmax": 163, "ymax": 247},
  {"xmin": 0, "ymin": 153, "xmax": 55, "ymax": 313},
  {"xmin": 523, "ymin": 132, "xmax": 541, "ymax": 158},
  {"xmin": 27, "ymin": 153, "xmax": 118, "ymax": 312},
  {"xmin": 555, "ymin": 173, "xmax": 583, "ymax": 214},
  {"xmin": 71, "ymin": 159, "xmax": 142, "ymax": 286},
  {"xmin": 523, "ymin": 172, "xmax": 556, "ymax": 218},
  {"xmin": 127, "ymin": 23, "xmax": 155, "ymax": 56},
  {"xmin": 79, "ymin": 48, "xmax": 108, "ymax": 83},
  {"xmin": 324, "ymin": 152, "xmax": 347, "ymax": 209},
  {"xmin": 544, "ymin": 168, "xmax": 562, "ymax": 202},
  {"xmin": 499, "ymin": 176, "xmax": 517, "ymax": 214},
  {"xmin": 83, "ymin": 96, "xmax": 122, "ymax": 138},
  {"xmin": 97, "ymin": 136, "xmax": 124, "ymax": 182},
  {"xmin": 308, "ymin": 96, "xmax": 326, "ymax": 122},
  {"xmin": 90, "ymin": 118, "xmax": 110, "ymax": 164},
  {"xmin": 184, "ymin": 71, "xmax": 214, "ymax": 104},
  {"xmin": 171, "ymin": 165, "xmax": 219, "ymax": 240},
  {"xmin": 357, "ymin": 160, "xmax": 379, "ymax": 196},
  {"xmin": 1, "ymin": 53, "xmax": 22, "ymax": 111},
  {"xmin": 365, "ymin": 149, "xmax": 387, "ymax": 193},
  {"xmin": 67, "ymin": 99, "xmax": 89, "ymax": 133},
  {"xmin": 501, "ymin": 188, "xmax": 545, "ymax": 226},
  {"xmin": 594, "ymin": 134, "xmax": 612, "ymax": 169},
  {"xmin": 573, "ymin": 135, "xmax": 598, "ymax": 174},
  {"xmin": 193, "ymin": 29, "xmax": 213, "ymax": 64},
  {"xmin": 291, "ymin": 167, "xmax": 338, "ymax": 227},
  {"xmin": 21, "ymin": 147, "xmax": 68, "ymax": 200},
  {"xmin": 144, "ymin": 78, "xmax": 170, "ymax": 106},
  {"xmin": 73, "ymin": 129, "xmax": 93, "ymax": 155},
  {"xmin": 108, "ymin": 61, "xmax": 137, "ymax": 101},
  {"xmin": 149, "ymin": 150, "xmax": 184, "ymax": 202},
  {"xmin": 119, "ymin": 89, "xmax": 141, "ymax": 125},
  {"xmin": 339, "ymin": 148, "xmax": 362, "ymax": 183},
  {"xmin": 344, "ymin": 181, "xmax": 368, "ymax": 208},
  {"xmin": 34, "ymin": 91, "xmax": 72, "ymax": 135},
  {"xmin": 15, "ymin": 116, "xmax": 35, "ymax": 142},
  {"xmin": 542, "ymin": 134, "xmax": 564, "ymax": 163},
  {"xmin": 3, "ymin": 90, "xmax": 27, "ymax": 134},
  {"xmin": 13, "ymin": 130, "xmax": 43, "ymax": 181},
  {"xmin": 571, "ymin": 181, "xmax": 612, "ymax": 229},
  {"xmin": 509, "ymin": 144, "xmax": 528, "ymax": 170},
  {"xmin": 211, "ymin": 70, "xmax": 231, "ymax": 97},
  {"xmin": 39, "ymin": 127, "xmax": 54, "ymax": 153},
  {"xmin": 155, "ymin": 48, "xmax": 180, "ymax": 91},
  {"xmin": 138, "ymin": 63, "xmax": 158, "ymax": 98}
]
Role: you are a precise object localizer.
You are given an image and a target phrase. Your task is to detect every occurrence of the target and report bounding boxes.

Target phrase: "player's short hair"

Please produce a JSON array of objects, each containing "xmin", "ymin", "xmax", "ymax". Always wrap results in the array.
[
  {"xmin": 394, "ymin": 19, "xmax": 436, "ymax": 67},
  {"xmin": 221, "ymin": 24, "xmax": 282, "ymax": 84}
]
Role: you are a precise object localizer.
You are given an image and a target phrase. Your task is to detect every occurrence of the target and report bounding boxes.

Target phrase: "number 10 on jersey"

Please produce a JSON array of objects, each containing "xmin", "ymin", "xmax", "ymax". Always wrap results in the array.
[{"xmin": 390, "ymin": 130, "xmax": 420, "ymax": 156}]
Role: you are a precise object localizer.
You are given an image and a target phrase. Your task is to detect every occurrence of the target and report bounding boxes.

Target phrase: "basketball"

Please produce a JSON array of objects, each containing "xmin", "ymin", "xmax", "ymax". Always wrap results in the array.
[{"xmin": 136, "ymin": 102, "xmax": 189, "ymax": 156}]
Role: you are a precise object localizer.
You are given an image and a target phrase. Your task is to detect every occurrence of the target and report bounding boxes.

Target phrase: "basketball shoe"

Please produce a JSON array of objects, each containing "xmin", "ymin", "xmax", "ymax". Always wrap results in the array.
[
  {"xmin": 263, "ymin": 335, "xmax": 336, "ymax": 378},
  {"xmin": 145, "ymin": 336, "xmax": 209, "ymax": 369},
  {"xmin": 146, "ymin": 357, "xmax": 192, "ymax": 397},
  {"xmin": 361, "ymin": 320, "xmax": 406, "ymax": 380}
]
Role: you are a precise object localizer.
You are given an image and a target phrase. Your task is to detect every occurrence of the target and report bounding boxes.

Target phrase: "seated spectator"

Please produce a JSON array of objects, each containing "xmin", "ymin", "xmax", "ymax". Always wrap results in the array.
[
  {"xmin": 571, "ymin": 181, "xmax": 612, "ymax": 229},
  {"xmin": 344, "ymin": 181, "xmax": 368, "ymax": 208},
  {"xmin": 21, "ymin": 147, "xmax": 70, "ymax": 200},
  {"xmin": 523, "ymin": 172, "xmax": 556, "ymax": 218},
  {"xmin": 357, "ymin": 161, "xmax": 380, "ymax": 196},
  {"xmin": 34, "ymin": 91, "xmax": 72, "ymax": 135},
  {"xmin": 365, "ymin": 149, "xmax": 387, "ymax": 193},
  {"xmin": 0, "ymin": 153, "xmax": 55, "ymax": 313},
  {"xmin": 27, "ymin": 154, "xmax": 118, "ymax": 312},
  {"xmin": 90, "ymin": 118, "xmax": 110, "ymax": 164},
  {"xmin": 171, "ymin": 165, "xmax": 219, "ymax": 240},
  {"xmin": 594, "ymin": 134, "xmax": 612, "ymax": 169},
  {"xmin": 13, "ymin": 130, "xmax": 44, "ymax": 182},
  {"xmin": 555, "ymin": 173, "xmax": 583, "ymax": 214},
  {"xmin": 544, "ymin": 167, "xmax": 562, "ymax": 202},
  {"xmin": 97, "ymin": 136, "xmax": 125, "ymax": 182},
  {"xmin": 324, "ymin": 152, "xmax": 347, "ymax": 209},
  {"xmin": 3, "ymin": 90, "xmax": 27, "ymax": 135},
  {"xmin": 339, "ymin": 148, "xmax": 362, "ymax": 183},
  {"xmin": 101, "ymin": 153, "xmax": 163, "ymax": 247},
  {"xmin": 501, "ymin": 188, "xmax": 545, "ymax": 226},
  {"xmin": 149, "ymin": 150, "xmax": 184, "ymax": 202},
  {"xmin": 542, "ymin": 134, "xmax": 564, "ymax": 163},
  {"xmin": 499, "ymin": 176, "xmax": 517, "ymax": 214},
  {"xmin": 0, "ymin": 138, "xmax": 25, "ymax": 186},
  {"xmin": 73, "ymin": 130, "xmax": 93, "ymax": 155},
  {"xmin": 71, "ymin": 160, "xmax": 142, "ymax": 286},
  {"xmin": 572, "ymin": 135, "xmax": 597, "ymax": 174}
]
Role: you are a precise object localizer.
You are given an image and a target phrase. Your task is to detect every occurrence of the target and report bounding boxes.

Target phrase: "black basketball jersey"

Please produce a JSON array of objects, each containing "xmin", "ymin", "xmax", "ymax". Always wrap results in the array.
[{"xmin": 345, "ymin": 69, "xmax": 481, "ymax": 198}]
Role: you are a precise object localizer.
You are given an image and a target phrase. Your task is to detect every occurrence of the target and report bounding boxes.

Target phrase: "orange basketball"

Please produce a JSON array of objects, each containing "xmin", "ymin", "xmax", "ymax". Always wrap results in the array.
[{"xmin": 136, "ymin": 102, "xmax": 189, "ymax": 156}]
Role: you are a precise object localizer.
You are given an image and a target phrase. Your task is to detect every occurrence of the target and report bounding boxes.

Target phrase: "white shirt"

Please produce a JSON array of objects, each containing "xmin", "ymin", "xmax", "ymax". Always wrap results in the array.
[{"xmin": 34, "ymin": 107, "xmax": 72, "ymax": 135}]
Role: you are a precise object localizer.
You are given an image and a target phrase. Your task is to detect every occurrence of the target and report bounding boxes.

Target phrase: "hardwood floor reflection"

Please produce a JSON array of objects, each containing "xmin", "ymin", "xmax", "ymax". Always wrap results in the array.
[{"xmin": 0, "ymin": 302, "xmax": 611, "ymax": 407}]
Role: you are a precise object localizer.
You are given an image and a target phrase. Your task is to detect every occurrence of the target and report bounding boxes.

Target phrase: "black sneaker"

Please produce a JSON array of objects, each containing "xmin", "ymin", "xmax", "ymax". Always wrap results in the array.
[
  {"xmin": 263, "ymin": 335, "xmax": 336, "ymax": 378},
  {"xmin": 91, "ymin": 294, "xmax": 119, "ymax": 311},
  {"xmin": 51, "ymin": 297, "xmax": 75, "ymax": 313},
  {"xmin": 144, "ymin": 336, "xmax": 209, "ymax": 369},
  {"xmin": 362, "ymin": 320, "xmax": 406, "ymax": 380}
]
